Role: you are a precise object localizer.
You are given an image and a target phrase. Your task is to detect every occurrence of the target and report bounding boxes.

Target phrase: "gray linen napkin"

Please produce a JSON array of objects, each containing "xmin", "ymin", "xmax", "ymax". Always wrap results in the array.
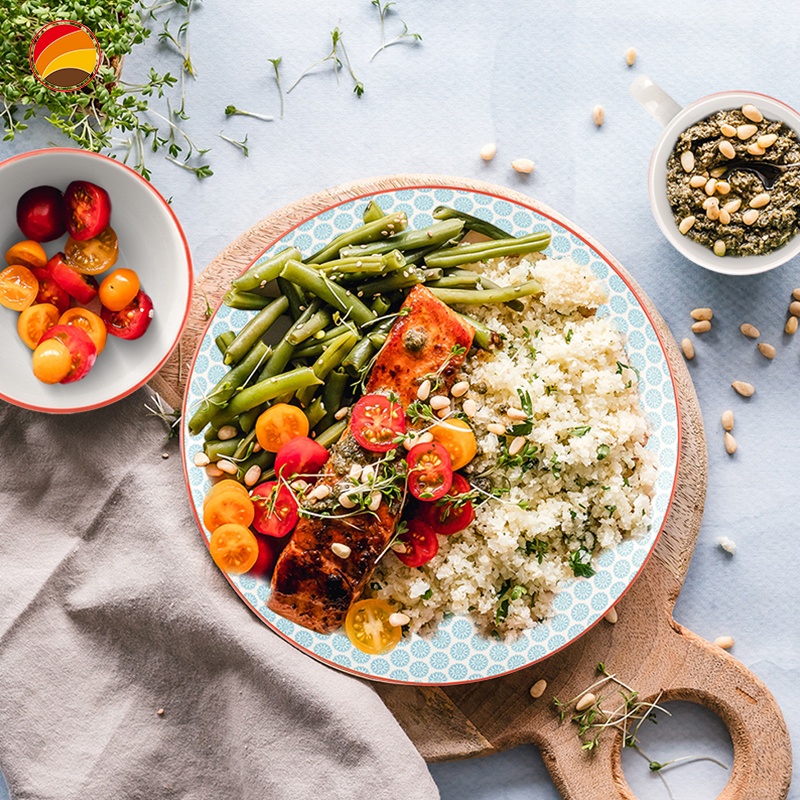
[{"xmin": 0, "ymin": 389, "xmax": 439, "ymax": 800}]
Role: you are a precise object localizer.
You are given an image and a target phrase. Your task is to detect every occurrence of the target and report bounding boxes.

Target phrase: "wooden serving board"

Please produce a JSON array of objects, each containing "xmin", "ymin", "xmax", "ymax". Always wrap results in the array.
[{"xmin": 151, "ymin": 175, "xmax": 792, "ymax": 799}]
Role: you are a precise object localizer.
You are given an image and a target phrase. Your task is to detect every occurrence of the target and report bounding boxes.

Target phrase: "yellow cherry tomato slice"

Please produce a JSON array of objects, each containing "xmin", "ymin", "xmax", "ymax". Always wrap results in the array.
[
  {"xmin": 5, "ymin": 240, "xmax": 47, "ymax": 269},
  {"xmin": 99, "ymin": 268, "xmax": 140, "ymax": 312},
  {"xmin": 17, "ymin": 303, "xmax": 60, "ymax": 349},
  {"xmin": 0, "ymin": 265, "xmax": 38, "ymax": 311},
  {"xmin": 31, "ymin": 338, "xmax": 72, "ymax": 384},
  {"xmin": 345, "ymin": 599, "xmax": 403, "ymax": 655},
  {"xmin": 255, "ymin": 403, "xmax": 309, "ymax": 452},
  {"xmin": 203, "ymin": 479, "xmax": 249, "ymax": 510},
  {"xmin": 203, "ymin": 489, "xmax": 255, "ymax": 532},
  {"xmin": 58, "ymin": 307, "xmax": 108, "ymax": 354},
  {"xmin": 209, "ymin": 523, "xmax": 259, "ymax": 574},
  {"xmin": 429, "ymin": 418, "xmax": 478, "ymax": 470},
  {"xmin": 64, "ymin": 226, "xmax": 119, "ymax": 275}
]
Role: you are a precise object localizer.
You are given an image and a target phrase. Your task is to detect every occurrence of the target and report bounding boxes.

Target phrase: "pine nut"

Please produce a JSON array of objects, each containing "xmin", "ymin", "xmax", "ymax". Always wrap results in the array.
[
  {"xmin": 742, "ymin": 104, "xmax": 763, "ymax": 123},
  {"xmin": 713, "ymin": 240, "xmax": 727, "ymax": 257},
  {"xmin": 605, "ymin": 607, "xmax": 618, "ymax": 624},
  {"xmin": 244, "ymin": 465, "xmax": 262, "ymax": 487},
  {"xmin": 704, "ymin": 178, "xmax": 717, "ymax": 196},
  {"xmin": 291, "ymin": 479, "xmax": 309, "ymax": 492},
  {"xmin": 732, "ymin": 381, "xmax": 755, "ymax": 397},
  {"xmin": 714, "ymin": 635, "xmax": 735, "ymax": 650},
  {"xmin": 786, "ymin": 316, "xmax": 799, "ymax": 335},
  {"xmin": 348, "ymin": 464, "xmax": 363, "ymax": 481},
  {"xmin": 724, "ymin": 432, "xmax": 738, "ymax": 455},
  {"xmin": 742, "ymin": 209, "xmax": 760, "ymax": 225},
  {"xmin": 487, "ymin": 423, "xmax": 506, "ymax": 435},
  {"xmin": 253, "ymin": 443, "xmax": 262, "ymax": 453},
  {"xmin": 718, "ymin": 140, "xmax": 736, "ymax": 159},
  {"xmin": 418, "ymin": 431, "xmax": 434, "ymax": 444},
  {"xmin": 194, "ymin": 451, "xmax": 210, "ymax": 467},
  {"xmin": 217, "ymin": 425, "xmax": 238, "ymax": 441},
  {"xmin": 757, "ymin": 133, "xmax": 778, "ymax": 149},
  {"xmin": 750, "ymin": 192, "xmax": 771, "ymax": 209},
  {"xmin": 690, "ymin": 175, "xmax": 707, "ymax": 188},
  {"xmin": 625, "ymin": 47, "xmax": 637, "ymax": 66},
  {"xmin": 417, "ymin": 379, "xmax": 432, "ymax": 401},
  {"xmin": 721, "ymin": 410, "xmax": 734, "ymax": 431},
  {"xmin": 331, "ymin": 542, "xmax": 352, "ymax": 558},
  {"xmin": 390, "ymin": 542, "xmax": 407, "ymax": 553},
  {"xmin": 338, "ymin": 493, "xmax": 356, "ymax": 509},
  {"xmin": 509, "ymin": 436, "xmax": 526, "ymax": 455},
  {"xmin": 512, "ymin": 158, "xmax": 535, "ymax": 174},
  {"xmin": 680, "ymin": 151, "xmax": 695, "ymax": 172},
  {"xmin": 529, "ymin": 679, "xmax": 548, "ymax": 699},
  {"xmin": 681, "ymin": 338, "xmax": 695, "ymax": 360},
  {"xmin": 592, "ymin": 105, "xmax": 605, "ymax": 126},
  {"xmin": 369, "ymin": 492, "xmax": 382, "ymax": 511},
  {"xmin": 430, "ymin": 395, "xmax": 451, "ymax": 410},
  {"xmin": 480, "ymin": 143, "xmax": 497, "ymax": 161},
  {"xmin": 702, "ymin": 196, "xmax": 719, "ymax": 210},
  {"xmin": 462, "ymin": 398, "xmax": 478, "ymax": 417},
  {"xmin": 206, "ymin": 464, "xmax": 224, "ymax": 478},
  {"xmin": 723, "ymin": 198, "xmax": 742, "ymax": 214},
  {"xmin": 679, "ymin": 216, "xmax": 696, "ymax": 234},
  {"xmin": 217, "ymin": 459, "xmax": 237, "ymax": 475},
  {"xmin": 389, "ymin": 612, "xmax": 410, "ymax": 627},
  {"xmin": 720, "ymin": 123, "xmax": 737, "ymax": 137},
  {"xmin": 361, "ymin": 464, "xmax": 375, "ymax": 484},
  {"xmin": 718, "ymin": 209, "xmax": 731, "ymax": 225},
  {"xmin": 691, "ymin": 307, "xmax": 713, "ymax": 321},
  {"xmin": 747, "ymin": 143, "xmax": 766, "ymax": 156},
  {"xmin": 507, "ymin": 407, "xmax": 528, "ymax": 421},
  {"xmin": 758, "ymin": 342, "xmax": 776, "ymax": 359},
  {"xmin": 451, "ymin": 381, "xmax": 469, "ymax": 398},
  {"xmin": 576, "ymin": 692, "xmax": 597, "ymax": 712},
  {"xmin": 692, "ymin": 320, "xmax": 712, "ymax": 333},
  {"xmin": 309, "ymin": 483, "xmax": 331, "ymax": 500},
  {"xmin": 739, "ymin": 323, "xmax": 760, "ymax": 339},
  {"xmin": 736, "ymin": 124, "xmax": 758, "ymax": 140},
  {"xmin": 715, "ymin": 181, "xmax": 731, "ymax": 196},
  {"xmin": 789, "ymin": 301, "xmax": 800, "ymax": 317},
  {"xmin": 793, "ymin": 288, "xmax": 800, "ymax": 301},
  {"xmin": 709, "ymin": 166, "xmax": 728, "ymax": 178},
  {"xmin": 334, "ymin": 407, "xmax": 349, "ymax": 420},
  {"xmin": 706, "ymin": 205, "xmax": 720, "ymax": 221}
]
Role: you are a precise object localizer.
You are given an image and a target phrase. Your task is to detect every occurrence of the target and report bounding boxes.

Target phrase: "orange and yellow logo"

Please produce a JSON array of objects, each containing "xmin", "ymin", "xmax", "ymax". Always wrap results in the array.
[{"xmin": 29, "ymin": 21, "xmax": 101, "ymax": 92}]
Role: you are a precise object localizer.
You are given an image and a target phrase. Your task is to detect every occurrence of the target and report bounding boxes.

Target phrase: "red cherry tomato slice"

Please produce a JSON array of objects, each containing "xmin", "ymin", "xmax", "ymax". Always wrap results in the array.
[
  {"xmin": 251, "ymin": 481, "xmax": 299, "ymax": 538},
  {"xmin": 395, "ymin": 521, "xmax": 439, "ymax": 568},
  {"xmin": 247, "ymin": 535, "xmax": 277, "ymax": 578},
  {"xmin": 64, "ymin": 181, "xmax": 111, "ymax": 241},
  {"xmin": 275, "ymin": 436, "xmax": 329, "ymax": 479},
  {"xmin": 39, "ymin": 324, "xmax": 97, "ymax": 383},
  {"xmin": 406, "ymin": 441, "xmax": 453, "ymax": 502},
  {"xmin": 415, "ymin": 473, "xmax": 475, "ymax": 535},
  {"xmin": 351, "ymin": 394, "xmax": 406, "ymax": 452},
  {"xmin": 30, "ymin": 267, "xmax": 70, "ymax": 314},
  {"xmin": 46, "ymin": 253, "xmax": 99, "ymax": 305},
  {"xmin": 101, "ymin": 290, "xmax": 153, "ymax": 340},
  {"xmin": 16, "ymin": 186, "xmax": 66, "ymax": 242}
]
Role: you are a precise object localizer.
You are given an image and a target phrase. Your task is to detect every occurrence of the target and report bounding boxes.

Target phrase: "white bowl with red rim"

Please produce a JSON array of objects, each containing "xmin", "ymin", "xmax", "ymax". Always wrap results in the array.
[{"xmin": 0, "ymin": 148, "xmax": 193, "ymax": 413}]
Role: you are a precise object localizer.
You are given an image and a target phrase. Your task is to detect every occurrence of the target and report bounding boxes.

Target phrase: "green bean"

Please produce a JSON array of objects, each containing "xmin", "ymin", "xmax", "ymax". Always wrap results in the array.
[
  {"xmin": 215, "ymin": 330, "xmax": 236, "ymax": 355},
  {"xmin": 370, "ymin": 294, "xmax": 391, "ymax": 316},
  {"xmin": 210, "ymin": 367, "xmax": 323, "ymax": 428},
  {"xmin": 468, "ymin": 273, "xmax": 524, "ymax": 312},
  {"xmin": 237, "ymin": 405, "xmax": 262, "ymax": 434},
  {"xmin": 362, "ymin": 199, "xmax": 386, "ymax": 223},
  {"xmin": 306, "ymin": 212, "xmax": 408, "ymax": 264},
  {"xmin": 279, "ymin": 260, "xmax": 375, "ymax": 327},
  {"xmin": 233, "ymin": 429, "xmax": 258, "ymax": 461},
  {"xmin": 317, "ymin": 255, "xmax": 384, "ymax": 275},
  {"xmin": 428, "ymin": 279, "xmax": 543, "ymax": 306},
  {"xmin": 368, "ymin": 331, "xmax": 389, "ymax": 349},
  {"xmin": 427, "ymin": 274, "xmax": 482, "ymax": 289},
  {"xmin": 237, "ymin": 449, "xmax": 276, "ymax": 481},
  {"xmin": 316, "ymin": 369, "xmax": 348, "ymax": 432},
  {"xmin": 341, "ymin": 336, "xmax": 376, "ymax": 377},
  {"xmin": 224, "ymin": 296, "xmax": 289, "ymax": 366},
  {"xmin": 257, "ymin": 338, "xmax": 295, "ymax": 383},
  {"xmin": 402, "ymin": 242, "xmax": 455, "ymax": 266},
  {"xmin": 296, "ymin": 330, "xmax": 358, "ymax": 407},
  {"xmin": 424, "ymin": 232, "xmax": 551, "ymax": 269},
  {"xmin": 204, "ymin": 438, "xmax": 241, "ymax": 461},
  {"xmin": 457, "ymin": 312, "xmax": 502, "ymax": 350},
  {"xmin": 188, "ymin": 342, "xmax": 272, "ymax": 434},
  {"xmin": 292, "ymin": 323, "xmax": 359, "ymax": 359},
  {"xmin": 432, "ymin": 205, "xmax": 512, "ymax": 240},
  {"xmin": 306, "ymin": 396, "xmax": 327, "ymax": 428},
  {"xmin": 422, "ymin": 268, "xmax": 444, "ymax": 282},
  {"xmin": 231, "ymin": 246, "xmax": 302, "ymax": 293},
  {"xmin": 356, "ymin": 269, "xmax": 424, "ymax": 296},
  {"xmin": 223, "ymin": 289, "xmax": 271, "ymax": 310},
  {"xmin": 277, "ymin": 276, "xmax": 307, "ymax": 320},
  {"xmin": 314, "ymin": 419, "xmax": 348, "ymax": 449},
  {"xmin": 204, "ymin": 425, "xmax": 219, "ymax": 441},
  {"xmin": 339, "ymin": 219, "xmax": 465, "ymax": 258},
  {"xmin": 286, "ymin": 305, "xmax": 331, "ymax": 345}
]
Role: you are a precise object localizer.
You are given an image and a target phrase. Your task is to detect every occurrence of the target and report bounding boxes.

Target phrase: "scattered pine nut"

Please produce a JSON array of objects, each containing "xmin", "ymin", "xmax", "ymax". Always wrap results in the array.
[
  {"xmin": 721, "ymin": 410, "xmax": 734, "ymax": 432},
  {"xmin": 680, "ymin": 151, "xmax": 695, "ymax": 172},
  {"xmin": 389, "ymin": 612, "xmax": 410, "ymax": 627},
  {"xmin": 689, "ymin": 175, "xmax": 707, "ymax": 188},
  {"xmin": 691, "ymin": 307, "xmax": 713, "ymax": 321},
  {"xmin": 194, "ymin": 451, "xmax": 210, "ymax": 467},
  {"xmin": 512, "ymin": 158, "xmax": 535, "ymax": 175},
  {"xmin": 507, "ymin": 407, "xmax": 528, "ymax": 421},
  {"xmin": 508, "ymin": 436, "xmax": 526, "ymax": 456},
  {"xmin": 749, "ymin": 192, "xmax": 771, "ymax": 209},
  {"xmin": 716, "ymin": 536, "xmax": 737, "ymax": 555},
  {"xmin": 718, "ymin": 140, "xmax": 736, "ymax": 160},
  {"xmin": 291, "ymin": 479, "xmax": 309, "ymax": 492},
  {"xmin": 706, "ymin": 205, "xmax": 720, "ymax": 222},
  {"xmin": 417, "ymin": 379, "xmax": 432, "ymax": 402},
  {"xmin": 718, "ymin": 209, "xmax": 731, "ymax": 225},
  {"xmin": 331, "ymin": 542, "xmax": 352, "ymax": 559},
  {"xmin": 360, "ymin": 464, "xmax": 375, "ymax": 484},
  {"xmin": 592, "ymin": 105, "xmax": 605, "ymax": 127},
  {"xmin": 244, "ymin": 465, "xmax": 262, "ymax": 487},
  {"xmin": 713, "ymin": 240, "xmax": 727, "ymax": 257},
  {"xmin": 704, "ymin": 178, "xmax": 717, "ymax": 196},
  {"xmin": 731, "ymin": 381, "xmax": 755, "ymax": 397},
  {"xmin": 625, "ymin": 47, "xmax": 637, "ymax": 66},
  {"xmin": 418, "ymin": 431, "xmax": 434, "ymax": 444},
  {"xmin": 338, "ymin": 493, "xmax": 356, "ymax": 509},
  {"xmin": 720, "ymin": 123, "xmax": 737, "ymax": 137},
  {"xmin": 162, "ymin": 452, "xmax": 169, "ymax": 460},
  {"xmin": 529, "ymin": 679, "xmax": 548, "ymax": 699},
  {"xmin": 253, "ymin": 443, "xmax": 262, "ymax": 453},
  {"xmin": 430, "ymin": 395, "xmax": 451, "ymax": 410},
  {"xmin": 691, "ymin": 320, "xmax": 712, "ymax": 333},
  {"xmin": 757, "ymin": 133, "xmax": 778, "ymax": 149},
  {"xmin": 480, "ymin": 143, "xmax": 497, "ymax": 162},
  {"xmin": 206, "ymin": 464, "xmax": 224, "ymax": 478},
  {"xmin": 604, "ymin": 607, "xmax": 618, "ymax": 624},
  {"xmin": 789, "ymin": 301, "xmax": 800, "ymax": 317},
  {"xmin": 714, "ymin": 635, "xmax": 735, "ymax": 650},
  {"xmin": 715, "ymin": 181, "xmax": 731, "ymax": 196},
  {"xmin": 793, "ymin": 288, "xmax": 800, "ymax": 301},
  {"xmin": 702, "ymin": 196, "xmax": 719, "ymax": 210},
  {"xmin": 742, "ymin": 208, "xmax": 760, "ymax": 225},
  {"xmin": 451, "ymin": 381, "xmax": 469, "ymax": 397},
  {"xmin": 334, "ymin": 406, "xmax": 349, "ymax": 420},
  {"xmin": 742, "ymin": 103, "xmax": 763, "ymax": 123},
  {"xmin": 157, "ymin": 708, "xmax": 165, "ymax": 716},
  {"xmin": 739, "ymin": 323, "xmax": 760, "ymax": 339},
  {"xmin": 747, "ymin": 143, "xmax": 766, "ymax": 156},
  {"xmin": 348, "ymin": 463, "xmax": 363, "ymax": 482},
  {"xmin": 723, "ymin": 198, "xmax": 742, "ymax": 214},
  {"xmin": 681, "ymin": 338, "xmax": 695, "ymax": 360},
  {"xmin": 709, "ymin": 166, "xmax": 728, "ymax": 178},
  {"xmin": 487, "ymin": 423, "xmax": 506, "ymax": 435},
  {"xmin": 368, "ymin": 492, "xmax": 382, "ymax": 511},
  {"xmin": 576, "ymin": 692, "xmax": 597, "ymax": 712},
  {"xmin": 390, "ymin": 541, "xmax": 407, "ymax": 554},
  {"xmin": 217, "ymin": 459, "xmax": 237, "ymax": 475},
  {"xmin": 724, "ymin": 432, "xmax": 738, "ymax": 455},
  {"xmin": 462, "ymin": 398, "xmax": 478, "ymax": 417},
  {"xmin": 308, "ymin": 483, "xmax": 331, "ymax": 500},
  {"xmin": 679, "ymin": 216, "xmax": 696, "ymax": 235},
  {"xmin": 786, "ymin": 316, "xmax": 799, "ymax": 335},
  {"xmin": 757, "ymin": 342, "xmax": 776, "ymax": 360},
  {"xmin": 737, "ymin": 124, "xmax": 758, "ymax": 140},
  {"xmin": 217, "ymin": 425, "xmax": 238, "ymax": 441}
]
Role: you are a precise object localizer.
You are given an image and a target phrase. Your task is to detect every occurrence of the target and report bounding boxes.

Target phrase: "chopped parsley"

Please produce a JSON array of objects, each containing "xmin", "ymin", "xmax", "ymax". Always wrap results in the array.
[{"xmin": 568, "ymin": 549, "xmax": 596, "ymax": 578}]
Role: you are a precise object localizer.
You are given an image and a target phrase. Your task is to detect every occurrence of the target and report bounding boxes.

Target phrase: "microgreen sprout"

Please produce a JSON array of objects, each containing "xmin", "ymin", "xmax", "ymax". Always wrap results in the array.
[
  {"xmin": 145, "ymin": 392, "xmax": 181, "ymax": 439},
  {"xmin": 370, "ymin": 1, "xmax": 422, "ymax": 61},
  {"xmin": 288, "ymin": 28, "xmax": 365, "ymax": 97},
  {"xmin": 224, "ymin": 105, "xmax": 274, "ymax": 121},
  {"xmin": 217, "ymin": 132, "xmax": 249, "ymax": 157},
  {"xmin": 268, "ymin": 57, "xmax": 285, "ymax": 118}
]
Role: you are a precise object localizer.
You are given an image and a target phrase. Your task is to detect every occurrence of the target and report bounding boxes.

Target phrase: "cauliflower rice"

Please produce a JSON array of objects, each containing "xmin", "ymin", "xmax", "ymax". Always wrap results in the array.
[{"xmin": 370, "ymin": 254, "xmax": 658, "ymax": 637}]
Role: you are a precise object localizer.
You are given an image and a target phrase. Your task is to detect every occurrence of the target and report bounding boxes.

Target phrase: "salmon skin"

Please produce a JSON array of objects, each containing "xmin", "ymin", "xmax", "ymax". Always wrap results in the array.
[{"xmin": 269, "ymin": 286, "xmax": 474, "ymax": 633}]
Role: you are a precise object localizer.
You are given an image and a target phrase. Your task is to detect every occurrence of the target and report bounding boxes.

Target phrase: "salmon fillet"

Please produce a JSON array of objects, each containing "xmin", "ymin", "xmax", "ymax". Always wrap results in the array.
[{"xmin": 268, "ymin": 286, "xmax": 474, "ymax": 633}]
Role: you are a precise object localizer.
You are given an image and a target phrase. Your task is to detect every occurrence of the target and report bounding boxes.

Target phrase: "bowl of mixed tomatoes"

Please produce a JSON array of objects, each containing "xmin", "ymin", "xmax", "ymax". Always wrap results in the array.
[{"xmin": 0, "ymin": 148, "xmax": 193, "ymax": 413}]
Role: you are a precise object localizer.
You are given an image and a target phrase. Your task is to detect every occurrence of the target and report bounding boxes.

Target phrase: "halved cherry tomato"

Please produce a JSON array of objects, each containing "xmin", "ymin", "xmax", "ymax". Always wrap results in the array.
[
  {"xmin": 275, "ymin": 436, "xmax": 329, "ymax": 479},
  {"xmin": 59, "ymin": 307, "xmax": 107, "ymax": 354},
  {"xmin": 395, "ymin": 521, "xmax": 439, "ymax": 568},
  {"xmin": 16, "ymin": 185, "xmax": 66, "ymax": 242},
  {"xmin": 30, "ymin": 268, "xmax": 70, "ymax": 314},
  {"xmin": 31, "ymin": 338, "xmax": 72, "ymax": 384},
  {"xmin": 203, "ymin": 489, "xmax": 255, "ymax": 532},
  {"xmin": 209, "ymin": 523, "xmax": 259, "ymax": 574},
  {"xmin": 101, "ymin": 290, "xmax": 153, "ymax": 340},
  {"xmin": 430, "ymin": 418, "xmax": 478, "ymax": 470},
  {"xmin": 46, "ymin": 253, "xmax": 99, "ymax": 305},
  {"xmin": 251, "ymin": 481, "xmax": 299, "ymax": 538},
  {"xmin": 65, "ymin": 226, "xmax": 118, "ymax": 274},
  {"xmin": 248, "ymin": 535, "xmax": 278, "ymax": 578},
  {"xmin": 17, "ymin": 303, "xmax": 60, "ymax": 350},
  {"xmin": 345, "ymin": 598, "xmax": 403, "ymax": 655},
  {"xmin": 99, "ymin": 268, "xmax": 140, "ymax": 311},
  {"xmin": 38, "ymin": 324, "xmax": 97, "ymax": 383},
  {"xmin": 415, "ymin": 474, "xmax": 475, "ymax": 535},
  {"xmin": 0, "ymin": 265, "xmax": 39, "ymax": 310},
  {"xmin": 406, "ymin": 441, "xmax": 453, "ymax": 502},
  {"xmin": 5, "ymin": 240, "xmax": 47, "ymax": 269},
  {"xmin": 203, "ymin": 479, "xmax": 249, "ymax": 509},
  {"xmin": 255, "ymin": 404, "xmax": 309, "ymax": 453},
  {"xmin": 351, "ymin": 394, "xmax": 406, "ymax": 452},
  {"xmin": 64, "ymin": 180, "xmax": 111, "ymax": 241}
]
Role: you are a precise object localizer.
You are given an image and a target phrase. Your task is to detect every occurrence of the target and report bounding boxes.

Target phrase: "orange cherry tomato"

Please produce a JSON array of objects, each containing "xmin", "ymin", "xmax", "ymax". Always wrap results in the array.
[
  {"xmin": 203, "ymin": 489, "xmax": 255, "ymax": 532},
  {"xmin": 5, "ymin": 240, "xmax": 47, "ymax": 269},
  {"xmin": 209, "ymin": 523, "xmax": 260, "ymax": 574},
  {"xmin": 0, "ymin": 265, "xmax": 39, "ymax": 311},
  {"xmin": 345, "ymin": 599, "xmax": 403, "ymax": 655},
  {"xmin": 17, "ymin": 303, "xmax": 60, "ymax": 349},
  {"xmin": 31, "ymin": 338, "xmax": 72, "ymax": 384},
  {"xmin": 59, "ymin": 307, "xmax": 108, "ymax": 354},
  {"xmin": 64, "ymin": 226, "xmax": 119, "ymax": 275},
  {"xmin": 255, "ymin": 403, "xmax": 310, "ymax": 452},
  {"xmin": 429, "ymin": 418, "xmax": 478, "ymax": 470},
  {"xmin": 203, "ymin": 479, "xmax": 249, "ymax": 509},
  {"xmin": 98, "ymin": 268, "xmax": 140, "ymax": 312}
]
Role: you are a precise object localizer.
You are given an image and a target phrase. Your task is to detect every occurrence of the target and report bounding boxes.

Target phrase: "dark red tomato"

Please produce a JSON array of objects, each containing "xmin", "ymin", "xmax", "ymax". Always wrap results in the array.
[
  {"xmin": 251, "ymin": 481, "xmax": 299, "ymax": 538},
  {"xmin": 416, "ymin": 473, "xmax": 475, "ymax": 535},
  {"xmin": 406, "ymin": 441, "xmax": 453, "ymax": 502},
  {"xmin": 39, "ymin": 324, "xmax": 97, "ymax": 383},
  {"xmin": 247, "ymin": 535, "xmax": 277, "ymax": 578},
  {"xmin": 64, "ymin": 181, "xmax": 111, "ymax": 241},
  {"xmin": 30, "ymin": 267, "xmax": 70, "ymax": 315},
  {"xmin": 275, "ymin": 436, "xmax": 329, "ymax": 479},
  {"xmin": 395, "ymin": 521, "xmax": 439, "ymax": 568},
  {"xmin": 46, "ymin": 253, "xmax": 98, "ymax": 305},
  {"xmin": 101, "ymin": 290, "xmax": 153, "ymax": 340},
  {"xmin": 351, "ymin": 394, "xmax": 406, "ymax": 452},
  {"xmin": 16, "ymin": 186, "xmax": 66, "ymax": 242}
]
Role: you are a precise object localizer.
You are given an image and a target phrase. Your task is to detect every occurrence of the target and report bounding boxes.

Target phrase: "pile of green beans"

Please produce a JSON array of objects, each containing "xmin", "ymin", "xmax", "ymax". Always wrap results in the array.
[{"xmin": 189, "ymin": 204, "xmax": 552, "ymax": 481}]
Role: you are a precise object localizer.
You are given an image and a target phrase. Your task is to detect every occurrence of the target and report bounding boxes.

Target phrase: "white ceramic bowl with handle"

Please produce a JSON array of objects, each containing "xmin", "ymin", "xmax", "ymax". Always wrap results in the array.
[
  {"xmin": 0, "ymin": 148, "xmax": 193, "ymax": 413},
  {"xmin": 632, "ymin": 76, "xmax": 800, "ymax": 276}
]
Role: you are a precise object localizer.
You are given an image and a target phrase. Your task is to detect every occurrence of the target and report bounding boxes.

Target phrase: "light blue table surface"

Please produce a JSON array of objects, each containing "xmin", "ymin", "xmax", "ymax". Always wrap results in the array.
[{"xmin": 4, "ymin": 2, "xmax": 800, "ymax": 798}]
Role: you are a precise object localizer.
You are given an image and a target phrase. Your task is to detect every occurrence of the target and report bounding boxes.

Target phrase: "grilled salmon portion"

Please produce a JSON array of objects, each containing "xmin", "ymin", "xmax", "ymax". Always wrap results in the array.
[{"xmin": 268, "ymin": 286, "xmax": 474, "ymax": 633}]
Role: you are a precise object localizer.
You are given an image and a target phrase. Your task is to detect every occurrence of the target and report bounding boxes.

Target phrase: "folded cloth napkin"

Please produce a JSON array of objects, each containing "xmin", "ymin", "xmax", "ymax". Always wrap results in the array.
[{"xmin": 0, "ymin": 390, "xmax": 439, "ymax": 800}]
